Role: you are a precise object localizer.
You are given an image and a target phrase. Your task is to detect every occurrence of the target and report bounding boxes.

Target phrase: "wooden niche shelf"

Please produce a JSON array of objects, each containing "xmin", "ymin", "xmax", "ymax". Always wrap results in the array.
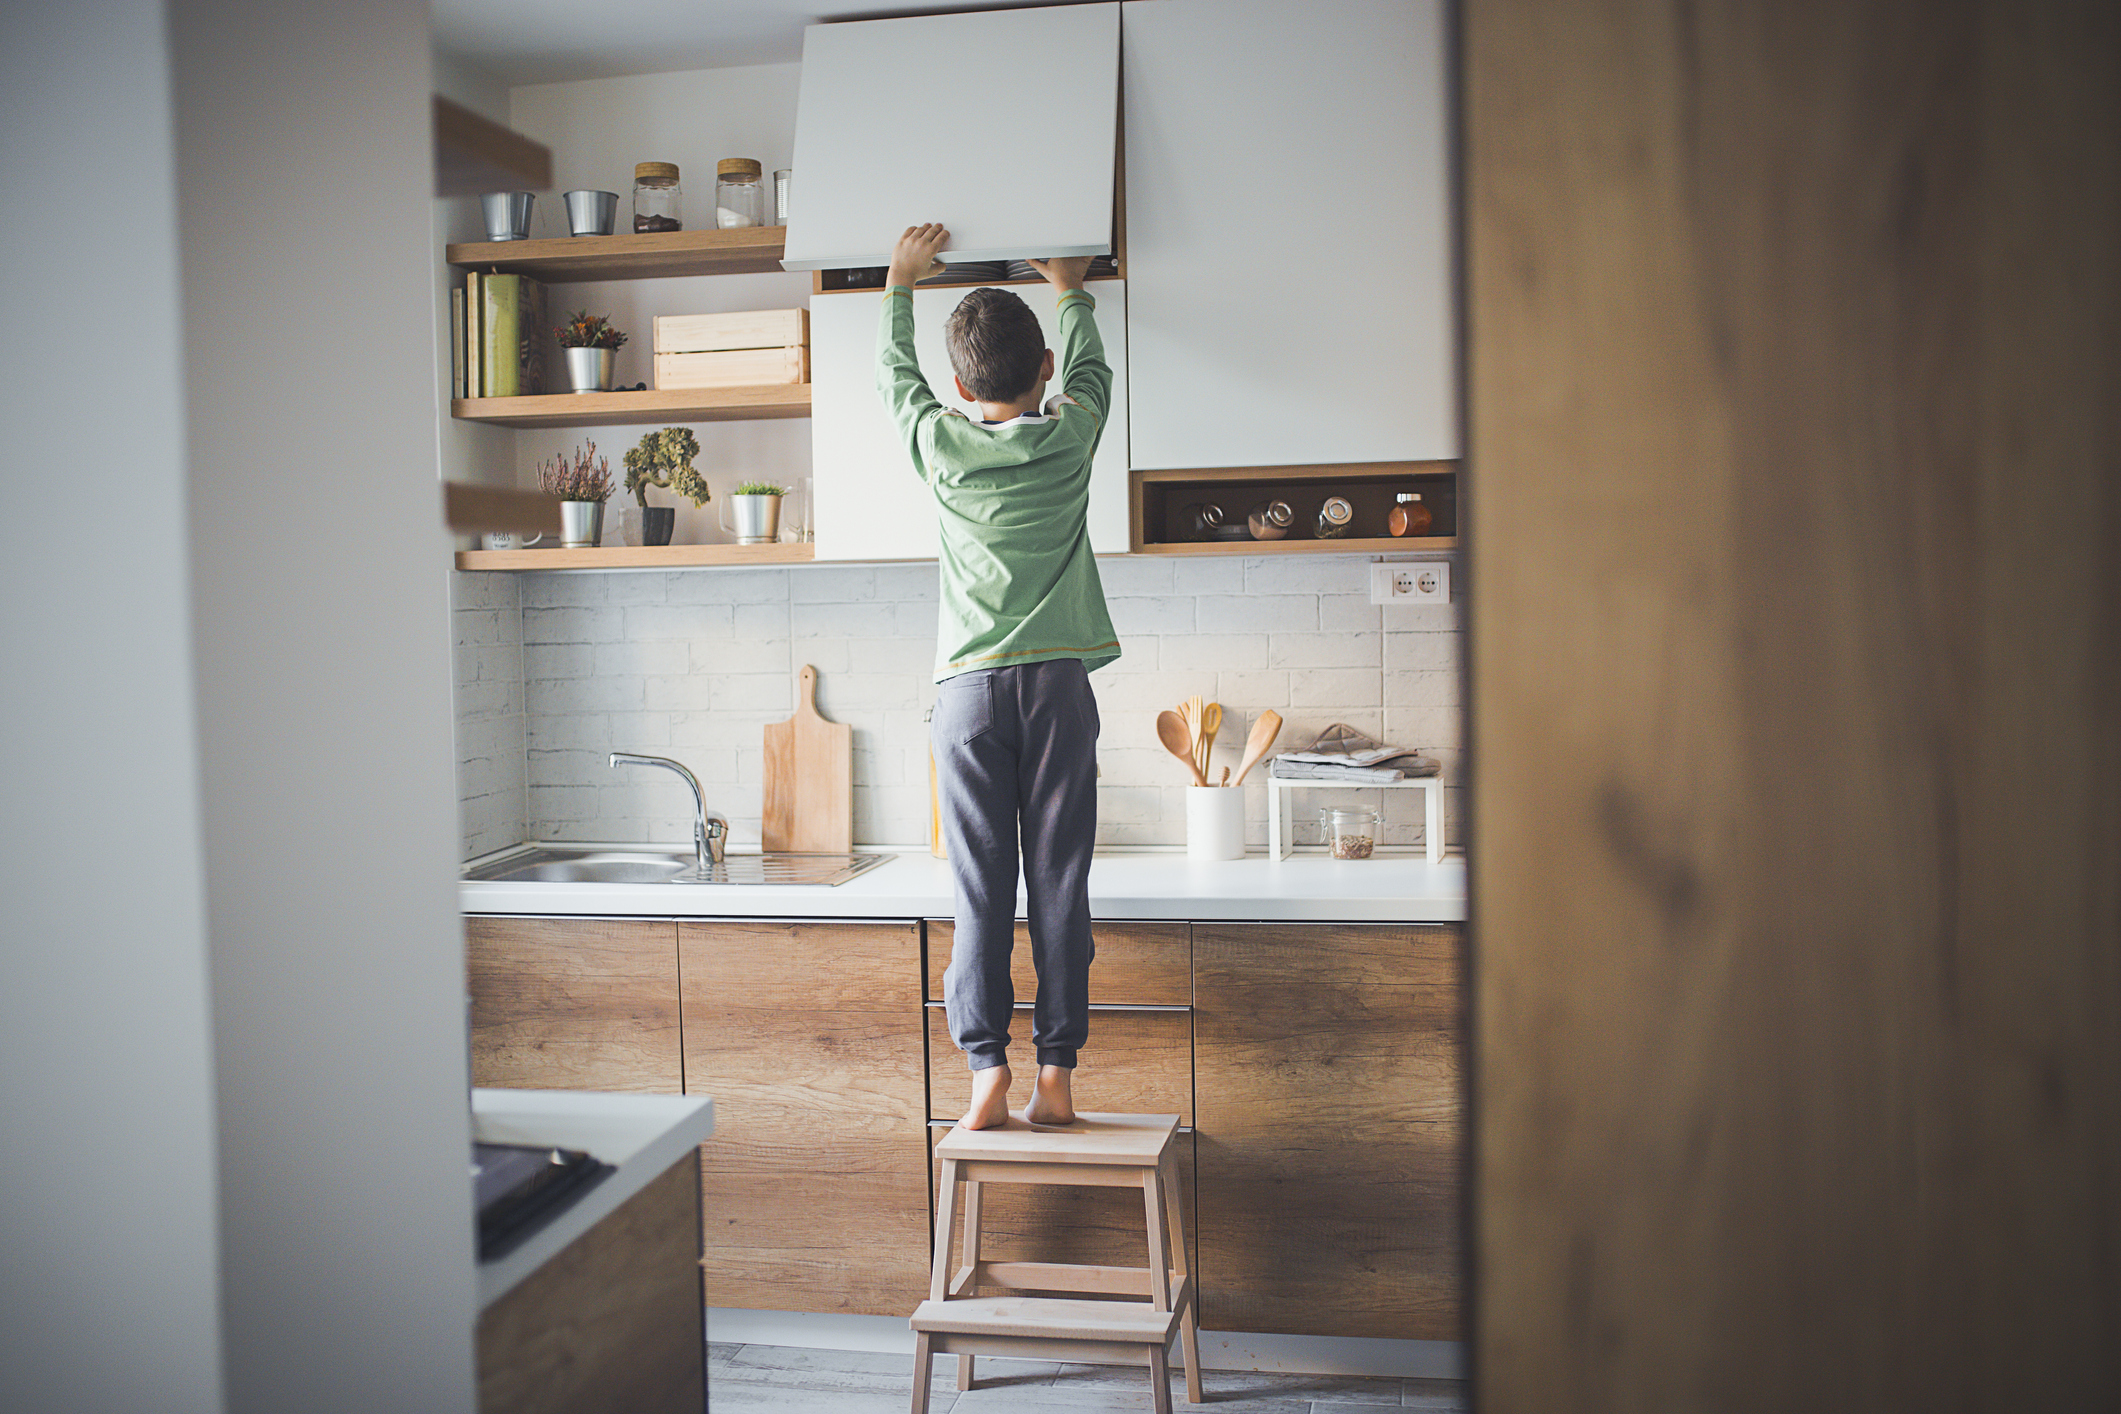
[
  {"xmin": 451, "ymin": 384, "xmax": 811, "ymax": 429},
  {"xmin": 1131, "ymin": 461, "xmax": 1460, "ymax": 555},
  {"xmin": 456, "ymin": 543, "xmax": 815, "ymax": 572}
]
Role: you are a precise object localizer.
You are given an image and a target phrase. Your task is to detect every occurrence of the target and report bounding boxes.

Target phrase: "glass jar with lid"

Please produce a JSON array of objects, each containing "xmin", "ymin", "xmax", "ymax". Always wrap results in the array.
[
  {"xmin": 1316, "ymin": 495, "xmax": 1354, "ymax": 539},
  {"xmin": 633, "ymin": 162, "xmax": 681, "ymax": 233},
  {"xmin": 1247, "ymin": 499, "xmax": 1294, "ymax": 541},
  {"xmin": 1322, "ymin": 806, "xmax": 1379, "ymax": 859},
  {"xmin": 715, "ymin": 158, "xmax": 765, "ymax": 228},
  {"xmin": 1388, "ymin": 491, "xmax": 1433, "ymax": 537}
]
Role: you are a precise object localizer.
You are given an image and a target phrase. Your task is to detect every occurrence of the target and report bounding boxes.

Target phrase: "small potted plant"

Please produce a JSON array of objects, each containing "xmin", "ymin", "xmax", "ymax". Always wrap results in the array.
[
  {"xmin": 538, "ymin": 441, "xmax": 615, "ymax": 547},
  {"xmin": 553, "ymin": 309, "xmax": 627, "ymax": 393},
  {"xmin": 719, "ymin": 479, "xmax": 790, "ymax": 544},
  {"xmin": 620, "ymin": 428, "xmax": 711, "ymax": 547}
]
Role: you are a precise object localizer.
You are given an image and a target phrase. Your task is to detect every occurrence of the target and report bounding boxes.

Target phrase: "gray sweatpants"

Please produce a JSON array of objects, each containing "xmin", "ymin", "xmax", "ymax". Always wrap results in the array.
[{"xmin": 930, "ymin": 658, "xmax": 1100, "ymax": 1072}]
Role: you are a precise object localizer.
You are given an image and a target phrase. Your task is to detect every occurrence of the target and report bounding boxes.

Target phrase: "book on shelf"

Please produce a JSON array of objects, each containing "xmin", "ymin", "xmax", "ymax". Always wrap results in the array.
[
  {"xmin": 478, "ymin": 273, "xmax": 546, "ymax": 398},
  {"xmin": 449, "ymin": 287, "xmax": 465, "ymax": 400},
  {"xmin": 464, "ymin": 271, "xmax": 481, "ymax": 400}
]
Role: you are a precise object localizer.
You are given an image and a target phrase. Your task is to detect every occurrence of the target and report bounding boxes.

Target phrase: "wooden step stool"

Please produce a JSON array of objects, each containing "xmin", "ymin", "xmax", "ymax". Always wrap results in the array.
[{"xmin": 910, "ymin": 1112, "xmax": 1203, "ymax": 1414}]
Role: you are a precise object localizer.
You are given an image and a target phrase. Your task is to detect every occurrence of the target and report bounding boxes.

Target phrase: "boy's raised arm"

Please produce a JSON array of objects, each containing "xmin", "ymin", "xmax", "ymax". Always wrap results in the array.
[
  {"xmin": 875, "ymin": 223, "xmax": 952, "ymax": 480},
  {"xmin": 1030, "ymin": 256, "xmax": 1112, "ymax": 432}
]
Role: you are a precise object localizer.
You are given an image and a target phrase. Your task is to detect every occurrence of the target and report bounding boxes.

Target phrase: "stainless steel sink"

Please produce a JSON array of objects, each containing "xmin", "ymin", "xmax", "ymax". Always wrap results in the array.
[{"xmin": 464, "ymin": 847, "xmax": 892, "ymax": 887}]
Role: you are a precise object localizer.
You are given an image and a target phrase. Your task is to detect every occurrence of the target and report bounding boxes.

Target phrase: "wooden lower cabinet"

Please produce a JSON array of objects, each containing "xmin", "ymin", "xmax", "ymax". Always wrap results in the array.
[
  {"xmin": 1194, "ymin": 923, "xmax": 1463, "ymax": 1341},
  {"xmin": 678, "ymin": 920, "xmax": 931, "ymax": 1315},
  {"xmin": 925, "ymin": 1006, "xmax": 1195, "ymax": 1124},
  {"xmin": 466, "ymin": 916, "xmax": 683, "ymax": 1092}
]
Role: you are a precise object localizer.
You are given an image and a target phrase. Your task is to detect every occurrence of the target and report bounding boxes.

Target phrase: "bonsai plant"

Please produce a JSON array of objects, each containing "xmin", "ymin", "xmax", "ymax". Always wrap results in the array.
[
  {"xmin": 537, "ymin": 441, "xmax": 615, "ymax": 547},
  {"xmin": 553, "ymin": 309, "xmax": 627, "ymax": 393},
  {"xmin": 720, "ymin": 479, "xmax": 791, "ymax": 545},
  {"xmin": 620, "ymin": 428, "xmax": 711, "ymax": 547}
]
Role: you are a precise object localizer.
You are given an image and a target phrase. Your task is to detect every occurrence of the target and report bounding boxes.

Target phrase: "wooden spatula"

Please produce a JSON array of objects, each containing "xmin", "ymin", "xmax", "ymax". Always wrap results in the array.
[
  {"xmin": 762, "ymin": 664, "xmax": 852, "ymax": 852},
  {"xmin": 1230, "ymin": 709, "xmax": 1284, "ymax": 787},
  {"xmin": 1157, "ymin": 710, "xmax": 1209, "ymax": 786}
]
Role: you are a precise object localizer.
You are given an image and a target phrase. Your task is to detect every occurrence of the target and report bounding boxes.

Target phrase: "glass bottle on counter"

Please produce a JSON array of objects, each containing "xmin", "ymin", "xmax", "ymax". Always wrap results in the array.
[
  {"xmin": 1316, "ymin": 495, "xmax": 1354, "ymax": 539},
  {"xmin": 633, "ymin": 162, "xmax": 681, "ymax": 233},
  {"xmin": 1388, "ymin": 492, "xmax": 1433, "ymax": 537},
  {"xmin": 716, "ymin": 159, "xmax": 765, "ymax": 228},
  {"xmin": 1247, "ymin": 500, "xmax": 1294, "ymax": 540}
]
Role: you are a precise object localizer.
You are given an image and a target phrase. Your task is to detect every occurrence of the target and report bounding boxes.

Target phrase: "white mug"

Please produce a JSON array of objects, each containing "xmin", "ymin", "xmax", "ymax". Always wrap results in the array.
[{"xmin": 483, "ymin": 531, "xmax": 545, "ymax": 551}]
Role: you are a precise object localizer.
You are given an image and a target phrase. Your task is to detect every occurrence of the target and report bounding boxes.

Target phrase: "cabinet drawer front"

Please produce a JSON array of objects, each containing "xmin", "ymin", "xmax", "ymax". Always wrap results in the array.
[
  {"xmin": 682, "ymin": 922, "xmax": 931, "ymax": 1316},
  {"xmin": 925, "ymin": 921, "xmax": 1190, "ymax": 1006},
  {"xmin": 467, "ymin": 917, "xmax": 682, "ymax": 1093},
  {"xmin": 930, "ymin": 1127, "xmax": 1196, "ymax": 1277},
  {"xmin": 927, "ymin": 1007, "xmax": 1192, "ymax": 1125},
  {"xmin": 1194, "ymin": 923, "xmax": 1462, "ymax": 1341}
]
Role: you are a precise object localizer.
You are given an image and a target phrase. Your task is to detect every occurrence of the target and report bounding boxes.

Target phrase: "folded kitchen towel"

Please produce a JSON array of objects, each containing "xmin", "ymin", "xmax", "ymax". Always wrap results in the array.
[{"xmin": 1271, "ymin": 759, "xmax": 1407, "ymax": 784}]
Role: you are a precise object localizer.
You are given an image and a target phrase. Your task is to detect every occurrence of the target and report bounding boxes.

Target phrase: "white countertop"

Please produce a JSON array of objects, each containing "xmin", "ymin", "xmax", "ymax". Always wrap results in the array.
[
  {"xmin": 472, "ymin": 1088, "xmax": 714, "ymax": 1311},
  {"xmin": 459, "ymin": 846, "xmax": 1466, "ymax": 923}
]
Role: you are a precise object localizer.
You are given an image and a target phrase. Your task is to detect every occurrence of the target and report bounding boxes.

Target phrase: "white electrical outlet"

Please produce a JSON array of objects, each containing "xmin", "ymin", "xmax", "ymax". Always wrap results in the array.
[{"xmin": 1369, "ymin": 561, "xmax": 1450, "ymax": 605}]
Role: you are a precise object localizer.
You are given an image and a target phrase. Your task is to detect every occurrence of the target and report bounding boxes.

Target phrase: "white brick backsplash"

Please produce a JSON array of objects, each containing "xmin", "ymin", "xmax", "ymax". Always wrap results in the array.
[
  {"xmin": 457, "ymin": 558, "xmax": 1465, "ymax": 851},
  {"xmin": 1195, "ymin": 593, "xmax": 1316, "ymax": 634},
  {"xmin": 1268, "ymin": 632, "xmax": 1383, "ymax": 669},
  {"xmin": 626, "ymin": 603, "xmax": 733, "ymax": 640}
]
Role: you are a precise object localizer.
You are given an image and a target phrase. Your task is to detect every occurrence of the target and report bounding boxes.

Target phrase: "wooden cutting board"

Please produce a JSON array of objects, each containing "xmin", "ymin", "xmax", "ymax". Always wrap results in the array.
[{"xmin": 761, "ymin": 664, "xmax": 852, "ymax": 853}]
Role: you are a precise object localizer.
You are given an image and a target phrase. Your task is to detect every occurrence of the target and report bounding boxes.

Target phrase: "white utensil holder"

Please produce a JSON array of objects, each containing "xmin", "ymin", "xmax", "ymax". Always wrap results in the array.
[{"xmin": 1185, "ymin": 786, "xmax": 1245, "ymax": 860}]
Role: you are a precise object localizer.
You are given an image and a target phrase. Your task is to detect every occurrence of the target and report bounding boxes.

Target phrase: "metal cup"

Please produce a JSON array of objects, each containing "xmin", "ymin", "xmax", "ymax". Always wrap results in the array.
[
  {"xmin": 558, "ymin": 501, "xmax": 604, "ymax": 549},
  {"xmin": 561, "ymin": 346, "xmax": 613, "ymax": 393},
  {"xmin": 480, "ymin": 191, "xmax": 534, "ymax": 241},
  {"xmin": 563, "ymin": 189, "xmax": 618, "ymax": 237},
  {"xmin": 719, "ymin": 494, "xmax": 782, "ymax": 545}
]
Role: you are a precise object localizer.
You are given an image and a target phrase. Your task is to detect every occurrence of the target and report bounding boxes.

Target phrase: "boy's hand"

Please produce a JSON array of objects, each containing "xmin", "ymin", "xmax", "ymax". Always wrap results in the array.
[
  {"xmin": 1026, "ymin": 256, "xmax": 1092, "ymax": 292},
  {"xmin": 887, "ymin": 223, "xmax": 950, "ymax": 288}
]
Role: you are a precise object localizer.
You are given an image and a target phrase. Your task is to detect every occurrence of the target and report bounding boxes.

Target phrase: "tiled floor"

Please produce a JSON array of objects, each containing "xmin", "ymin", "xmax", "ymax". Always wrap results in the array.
[{"xmin": 706, "ymin": 1343, "xmax": 1467, "ymax": 1412}]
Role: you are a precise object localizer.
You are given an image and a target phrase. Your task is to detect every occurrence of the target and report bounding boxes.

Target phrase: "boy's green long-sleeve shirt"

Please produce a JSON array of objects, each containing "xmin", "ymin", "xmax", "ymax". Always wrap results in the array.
[{"xmin": 878, "ymin": 285, "xmax": 1120, "ymax": 682}]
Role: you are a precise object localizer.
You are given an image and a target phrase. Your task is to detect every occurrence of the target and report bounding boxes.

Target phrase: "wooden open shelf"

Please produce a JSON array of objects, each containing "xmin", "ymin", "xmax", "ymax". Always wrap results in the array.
[
  {"xmin": 456, "ymin": 542, "xmax": 815, "ymax": 572},
  {"xmin": 445, "ymin": 225, "xmax": 789, "ymax": 282},
  {"xmin": 451, "ymin": 384, "xmax": 810, "ymax": 428},
  {"xmin": 1135, "ymin": 535, "xmax": 1459, "ymax": 557}
]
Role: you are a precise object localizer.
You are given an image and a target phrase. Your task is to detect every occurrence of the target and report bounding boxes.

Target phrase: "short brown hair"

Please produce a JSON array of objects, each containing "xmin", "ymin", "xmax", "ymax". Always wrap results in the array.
[{"xmin": 943, "ymin": 288, "xmax": 1046, "ymax": 402}]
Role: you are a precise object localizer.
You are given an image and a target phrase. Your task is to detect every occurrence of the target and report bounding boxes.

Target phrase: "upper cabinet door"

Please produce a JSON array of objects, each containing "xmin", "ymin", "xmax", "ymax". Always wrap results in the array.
[
  {"xmin": 1123, "ymin": 0, "xmax": 1457, "ymax": 468},
  {"xmin": 809, "ymin": 281, "xmax": 1131, "ymax": 561},
  {"xmin": 782, "ymin": 4, "xmax": 1120, "ymax": 271}
]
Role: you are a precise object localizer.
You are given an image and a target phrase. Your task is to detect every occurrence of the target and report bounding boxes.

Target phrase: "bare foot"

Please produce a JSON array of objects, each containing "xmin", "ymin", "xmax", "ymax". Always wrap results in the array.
[
  {"xmin": 1023, "ymin": 1065, "xmax": 1076, "ymax": 1125},
  {"xmin": 960, "ymin": 1064, "xmax": 1012, "ymax": 1130}
]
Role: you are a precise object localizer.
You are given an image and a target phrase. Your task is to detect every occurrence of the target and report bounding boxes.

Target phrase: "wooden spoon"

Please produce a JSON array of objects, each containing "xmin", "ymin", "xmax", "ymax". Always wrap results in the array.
[
  {"xmin": 1230, "ymin": 709, "xmax": 1284, "ymax": 787},
  {"xmin": 1157, "ymin": 710, "xmax": 1209, "ymax": 786},
  {"xmin": 1199, "ymin": 701, "xmax": 1223, "ymax": 776}
]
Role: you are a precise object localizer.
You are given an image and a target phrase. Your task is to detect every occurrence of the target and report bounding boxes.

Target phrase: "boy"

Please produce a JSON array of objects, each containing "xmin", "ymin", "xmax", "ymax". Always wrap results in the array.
[{"xmin": 878, "ymin": 223, "xmax": 1117, "ymax": 1131}]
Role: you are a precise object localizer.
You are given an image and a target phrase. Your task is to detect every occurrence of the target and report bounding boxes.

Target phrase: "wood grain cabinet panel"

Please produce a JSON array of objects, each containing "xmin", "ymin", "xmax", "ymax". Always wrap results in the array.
[
  {"xmin": 925, "ymin": 921, "xmax": 1191, "ymax": 1005},
  {"xmin": 679, "ymin": 921, "xmax": 930, "ymax": 1316},
  {"xmin": 928, "ymin": 1127, "xmax": 1197, "ymax": 1278},
  {"xmin": 925, "ymin": 1007, "xmax": 1193, "ymax": 1124},
  {"xmin": 466, "ymin": 916, "xmax": 683, "ymax": 1093},
  {"xmin": 1194, "ymin": 923, "xmax": 1462, "ymax": 1341}
]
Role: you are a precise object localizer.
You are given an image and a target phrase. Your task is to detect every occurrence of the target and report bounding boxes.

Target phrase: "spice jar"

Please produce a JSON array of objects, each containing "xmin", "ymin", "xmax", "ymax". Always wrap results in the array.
[
  {"xmin": 633, "ymin": 162, "xmax": 681, "ymax": 233},
  {"xmin": 1247, "ymin": 500, "xmax": 1294, "ymax": 541},
  {"xmin": 716, "ymin": 159, "xmax": 765, "ymax": 228},
  {"xmin": 1389, "ymin": 492, "xmax": 1433, "ymax": 537},
  {"xmin": 1179, "ymin": 502, "xmax": 1230, "ymax": 541},
  {"xmin": 1323, "ymin": 807, "xmax": 1379, "ymax": 859},
  {"xmin": 1316, "ymin": 495, "xmax": 1354, "ymax": 539}
]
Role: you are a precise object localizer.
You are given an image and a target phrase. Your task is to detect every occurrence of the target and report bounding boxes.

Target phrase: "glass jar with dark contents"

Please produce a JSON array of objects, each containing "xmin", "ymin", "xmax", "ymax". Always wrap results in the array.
[
  {"xmin": 633, "ymin": 162, "xmax": 681, "ymax": 233},
  {"xmin": 1316, "ymin": 495, "xmax": 1354, "ymax": 539},
  {"xmin": 1247, "ymin": 500, "xmax": 1294, "ymax": 540}
]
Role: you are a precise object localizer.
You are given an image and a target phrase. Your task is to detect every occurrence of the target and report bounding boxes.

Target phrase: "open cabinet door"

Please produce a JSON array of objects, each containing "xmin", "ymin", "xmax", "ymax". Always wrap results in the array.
[{"xmin": 782, "ymin": 3, "xmax": 1119, "ymax": 271}]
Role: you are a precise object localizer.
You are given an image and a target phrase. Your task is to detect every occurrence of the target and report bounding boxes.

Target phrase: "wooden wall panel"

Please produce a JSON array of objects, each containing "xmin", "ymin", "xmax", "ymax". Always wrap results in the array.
[
  {"xmin": 476, "ymin": 1151, "xmax": 703, "ymax": 1414},
  {"xmin": 1194, "ymin": 923, "xmax": 1461, "ymax": 1341},
  {"xmin": 466, "ymin": 917, "xmax": 682, "ymax": 1093},
  {"xmin": 926, "ymin": 921, "xmax": 1192, "ymax": 1006},
  {"xmin": 1467, "ymin": 0, "xmax": 2121, "ymax": 1408},
  {"xmin": 926, "ymin": 1008, "xmax": 1193, "ymax": 1124},
  {"xmin": 679, "ymin": 922, "xmax": 930, "ymax": 1316}
]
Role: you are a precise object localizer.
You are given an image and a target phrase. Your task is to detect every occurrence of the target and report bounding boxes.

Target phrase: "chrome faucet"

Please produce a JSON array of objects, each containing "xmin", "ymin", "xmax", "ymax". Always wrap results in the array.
[{"xmin": 609, "ymin": 753, "xmax": 728, "ymax": 874}]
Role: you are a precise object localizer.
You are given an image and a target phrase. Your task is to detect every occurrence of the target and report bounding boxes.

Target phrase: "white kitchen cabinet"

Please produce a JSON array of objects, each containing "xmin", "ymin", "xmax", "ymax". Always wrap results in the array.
[
  {"xmin": 809, "ymin": 282, "xmax": 1130, "ymax": 562},
  {"xmin": 781, "ymin": 4, "xmax": 1120, "ymax": 271},
  {"xmin": 1122, "ymin": 0, "xmax": 1456, "ymax": 468}
]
